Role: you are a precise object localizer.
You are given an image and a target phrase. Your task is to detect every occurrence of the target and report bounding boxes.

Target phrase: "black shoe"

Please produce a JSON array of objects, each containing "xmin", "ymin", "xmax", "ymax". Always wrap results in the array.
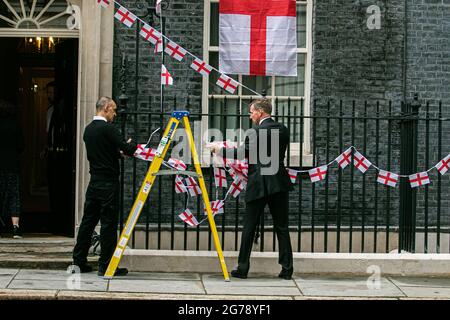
[
  {"xmin": 12, "ymin": 225, "xmax": 22, "ymax": 239},
  {"xmin": 231, "ymin": 269, "xmax": 247, "ymax": 279},
  {"xmin": 278, "ymin": 269, "xmax": 293, "ymax": 280},
  {"xmin": 69, "ymin": 264, "xmax": 93, "ymax": 273},
  {"xmin": 98, "ymin": 267, "xmax": 128, "ymax": 277}
]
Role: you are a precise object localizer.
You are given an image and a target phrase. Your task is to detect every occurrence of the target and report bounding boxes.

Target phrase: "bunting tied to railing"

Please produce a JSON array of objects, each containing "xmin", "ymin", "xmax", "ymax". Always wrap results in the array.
[{"xmin": 133, "ymin": 142, "xmax": 450, "ymax": 228}]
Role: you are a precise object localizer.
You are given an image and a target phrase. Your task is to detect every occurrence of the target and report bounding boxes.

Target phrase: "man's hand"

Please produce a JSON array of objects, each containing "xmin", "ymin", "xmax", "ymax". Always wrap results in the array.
[{"xmin": 205, "ymin": 142, "xmax": 221, "ymax": 154}]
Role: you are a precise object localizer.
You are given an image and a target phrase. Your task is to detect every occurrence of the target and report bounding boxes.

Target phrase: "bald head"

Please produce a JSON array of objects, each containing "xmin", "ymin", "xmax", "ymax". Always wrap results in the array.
[{"xmin": 96, "ymin": 97, "xmax": 117, "ymax": 122}]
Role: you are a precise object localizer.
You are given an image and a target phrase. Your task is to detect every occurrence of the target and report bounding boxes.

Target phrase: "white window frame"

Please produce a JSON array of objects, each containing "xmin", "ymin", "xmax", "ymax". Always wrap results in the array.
[{"xmin": 201, "ymin": 0, "xmax": 313, "ymax": 167}]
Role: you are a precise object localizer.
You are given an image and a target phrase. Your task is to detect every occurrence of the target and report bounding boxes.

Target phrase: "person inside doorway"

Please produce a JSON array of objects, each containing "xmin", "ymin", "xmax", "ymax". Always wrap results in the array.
[{"xmin": 0, "ymin": 96, "xmax": 24, "ymax": 239}]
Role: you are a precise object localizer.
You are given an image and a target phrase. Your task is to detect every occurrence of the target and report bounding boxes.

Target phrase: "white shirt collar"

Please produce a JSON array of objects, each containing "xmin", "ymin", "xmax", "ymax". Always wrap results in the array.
[
  {"xmin": 259, "ymin": 117, "xmax": 271, "ymax": 125},
  {"xmin": 93, "ymin": 115, "xmax": 107, "ymax": 122}
]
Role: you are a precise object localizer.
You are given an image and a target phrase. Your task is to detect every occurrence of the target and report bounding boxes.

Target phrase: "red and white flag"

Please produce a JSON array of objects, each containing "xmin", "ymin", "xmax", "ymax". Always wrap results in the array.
[
  {"xmin": 190, "ymin": 58, "xmax": 213, "ymax": 77},
  {"xmin": 140, "ymin": 24, "xmax": 162, "ymax": 45},
  {"xmin": 336, "ymin": 147, "xmax": 353, "ymax": 170},
  {"xmin": 353, "ymin": 151, "xmax": 372, "ymax": 174},
  {"xmin": 229, "ymin": 179, "xmax": 246, "ymax": 198},
  {"xmin": 216, "ymin": 74, "xmax": 238, "ymax": 94},
  {"xmin": 161, "ymin": 64, "xmax": 173, "ymax": 86},
  {"xmin": 154, "ymin": 37, "xmax": 163, "ymax": 53},
  {"xmin": 409, "ymin": 172, "xmax": 430, "ymax": 188},
  {"xmin": 377, "ymin": 170, "xmax": 398, "ymax": 188},
  {"xmin": 114, "ymin": 6, "xmax": 137, "ymax": 28},
  {"xmin": 214, "ymin": 167, "xmax": 228, "ymax": 188},
  {"xmin": 204, "ymin": 200, "xmax": 225, "ymax": 216},
  {"xmin": 286, "ymin": 168, "xmax": 298, "ymax": 184},
  {"xmin": 134, "ymin": 144, "xmax": 156, "ymax": 161},
  {"xmin": 435, "ymin": 154, "xmax": 450, "ymax": 175},
  {"xmin": 175, "ymin": 175, "xmax": 188, "ymax": 194},
  {"xmin": 178, "ymin": 209, "xmax": 199, "ymax": 227},
  {"xmin": 164, "ymin": 41, "xmax": 187, "ymax": 61},
  {"xmin": 168, "ymin": 158, "xmax": 187, "ymax": 171},
  {"xmin": 97, "ymin": 0, "xmax": 110, "ymax": 8},
  {"xmin": 185, "ymin": 177, "xmax": 202, "ymax": 196},
  {"xmin": 309, "ymin": 166, "xmax": 327, "ymax": 183},
  {"xmin": 219, "ymin": 0, "xmax": 297, "ymax": 76}
]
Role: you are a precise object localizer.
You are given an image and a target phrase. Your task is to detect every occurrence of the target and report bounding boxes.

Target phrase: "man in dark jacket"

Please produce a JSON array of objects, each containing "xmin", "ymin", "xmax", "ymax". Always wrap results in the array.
[
  {"xmin": 212, "ymin": 98, "xmax": 294, "ymax": 279},
  {"xmin": 72, "ymin": 97, "xmax": 137, "ymax": 276}
]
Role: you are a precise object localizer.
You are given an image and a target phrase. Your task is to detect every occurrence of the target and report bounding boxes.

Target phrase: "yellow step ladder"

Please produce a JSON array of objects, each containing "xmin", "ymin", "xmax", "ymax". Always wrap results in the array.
[{"xmin": 104, "ymin": 111, "xmax": 229, "ymax": 281}]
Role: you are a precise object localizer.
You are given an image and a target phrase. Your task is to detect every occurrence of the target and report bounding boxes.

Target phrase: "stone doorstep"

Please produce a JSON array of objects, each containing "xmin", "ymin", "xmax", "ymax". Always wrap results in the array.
[{"xmin": 122, "ymin": 250, "xmax": 450, "ymax": 276}]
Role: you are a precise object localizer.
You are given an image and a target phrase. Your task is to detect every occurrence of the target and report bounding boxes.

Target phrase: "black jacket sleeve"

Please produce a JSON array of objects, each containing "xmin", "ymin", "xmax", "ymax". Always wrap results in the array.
[{"xmin": 108, "ymin": 124, "xmax": 138, "ymax": 156}]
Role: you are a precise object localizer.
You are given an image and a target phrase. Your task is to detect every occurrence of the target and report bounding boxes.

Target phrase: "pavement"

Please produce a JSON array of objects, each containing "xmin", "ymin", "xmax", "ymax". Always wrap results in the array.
[{"xmin": 1, "ymin": 268, "xmax": 450, "ymax": 300}]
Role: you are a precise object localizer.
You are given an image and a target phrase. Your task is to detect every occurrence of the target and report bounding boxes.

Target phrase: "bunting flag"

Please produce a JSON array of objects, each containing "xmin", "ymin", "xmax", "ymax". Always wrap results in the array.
[
  {"xmin": 309, "ymin": 166, "xmax": 327, "ymax": 183},
  {"xmin": 353, "ymin": 151, "xmax": 372, "ymax": 174},
  {"xmin": 114, "ymin": 6, "xmax": 137, "ymax": 28},
  {"xmin": 409, "ymin": 172, "xmax": 430, "ymax": 188},
  {"xmin": 219, "ymin": 0, "xmax": 297, "ymax": 76},
  {"xmin": 155, "ymin": 0, "xmax": 162, "ymax": 14},
  {"xmin": 178, "ymin": 209, "xmax": 199, "ymax": 227},
  {"xmin": 165, "ymin": 41, "xmax": 187, "ymax": 61},
  {"xmin": 286, "ymin": 168, "xmax": 298, "ymax": 184},
  {"xmin": 336, "ymin": 147, "xmax": 353, "ymax": 169},
  {"xmin": 229, "ymin": 179, "xmax": 246, "ymax": 198},
  {"xmin": 185, "ymin": 177, "xmax": 202, "ymax": 196},
  {"xmin": 216, "ymin": 74, "xmax": 239, "ymax": 94},
  {"xmin": 97, "ymin": 0, "xmax": 110, "ymax": 8},
  {"xmin": 154, "ymin": 37, "xmax": 163, "ymax": 53},
  {"xmin": 175, "ymin": 175, "xmax": 188, "ymax": 194},
  {"xmin": 204, "ymin": 200, "xmax": 225, "ymax": 216},
  {"xmin": 435, "ymin": 154, "xmax": 450, "ymax": 175},
  {"xmin": 134, "ymin": 144, "xmax": 156, "ymax": 161},
  {"xmin": 190, "ymin": 58, "xmax": 213, "ymax": 77},
  {"xmin": 377, "ymin": 170, "xmax": 398, "ymax": 188},
  {"xmin": 161, "ymin": 64, "xmax": 173, "ymax": 85},
  {"xmin": 140, "ymin": 24, "xmax": 162, "ymax": 45},
  {"xmin": 168, "ymin": 158, "xmax": 187, "ymax": 171},
  {"xmin": 214, "ymin": 167, "xmax": 228, "ymax": 188}
]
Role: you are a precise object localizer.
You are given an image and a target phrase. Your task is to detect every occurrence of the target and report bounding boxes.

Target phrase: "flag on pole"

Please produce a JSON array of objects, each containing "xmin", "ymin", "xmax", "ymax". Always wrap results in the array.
[
  {"xmin": 161, "ymin": 64, "xmax": 173, "ymax": 85},
  {"xmin": 178, "ymin": 209, "xmax": 199, "ymax": 227},
  {"xmin": 114, "ymin": 6, "xmax": 137, "ymax": 28},
  {"xmin": 377, "ymin": 170, "xmax": 398, "ymax": 188},
  {"xmin": 219, "ymin": 0, "xmax": 297, "ymax": 76},
  {"xmin": 155, "ymin": 0, "xmax": 162, "ymax": 14},
  {"xmin": 190, "ymin": 58, "xmax": 213, "ymax": 77},
  {"xmin": 309, "ymin": 166, "xmax": 327, "ymax": 183},
  {"xmin": 216, "ymin": 74, "xmax": 238, "ymax": 94},
  {"xmin": 97, "ymin": 0, "xmax": 110, "ymax": 8},
  {"xmin": 286, "ymin": 168, "xmax": 298, "ymax": 184},
  {"xmin": 214, "ymin": 167, "xmax": 228, "ymax": 188},
  {"xmin": 353, "ymin": 151, "xmax": 372, "ymax": 174},
  {"xmin": 435, "ymin": 154, "xmax": 450, "ymax": 175},
  {"xmin": 336, "ymin": 147, "xmax": 353, "ymax": 170},
  {"xmin": 409, "ymin": 172, "xmax": 430, "ymax": 188},
  {"xmin": 164, "ymin": 41, "xmax": 187, "ymax": 61}
]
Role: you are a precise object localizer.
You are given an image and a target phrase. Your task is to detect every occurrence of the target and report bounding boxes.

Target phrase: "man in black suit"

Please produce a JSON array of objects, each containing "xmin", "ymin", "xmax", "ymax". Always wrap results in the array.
[
  {"xmin": 211, "ymin": 98, "xmax": 294, "ymax": 280},
  {"xmin": 72, "ymin": 97, "xmax": 137, "ymax": 276}
]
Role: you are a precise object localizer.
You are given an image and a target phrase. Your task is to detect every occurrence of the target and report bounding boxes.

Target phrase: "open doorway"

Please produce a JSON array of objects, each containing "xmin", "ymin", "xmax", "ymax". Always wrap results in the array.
[{"xmin": 0, "ymin": 37, "xmax": 78, "ymax": 237}]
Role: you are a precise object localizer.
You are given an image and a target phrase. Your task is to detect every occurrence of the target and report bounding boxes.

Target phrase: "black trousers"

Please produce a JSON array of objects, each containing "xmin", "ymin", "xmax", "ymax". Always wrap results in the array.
[
  {"xmin": 73, "ymin": 180, "xmax": 119, "ymax": 269},
  {"xmin": 237, "ymin": 192, "xmax": 293, "ymax": 275}
]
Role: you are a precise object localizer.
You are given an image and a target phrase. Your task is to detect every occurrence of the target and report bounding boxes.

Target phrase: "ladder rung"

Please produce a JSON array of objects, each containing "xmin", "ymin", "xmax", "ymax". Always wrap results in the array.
[{"xmin": 152, "ymin": 170, "xmax": 199, "ymax": 177}]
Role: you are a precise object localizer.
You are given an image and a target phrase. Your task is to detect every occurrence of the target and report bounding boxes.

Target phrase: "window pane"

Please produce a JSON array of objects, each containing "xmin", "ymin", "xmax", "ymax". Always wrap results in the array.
[
  {"xmin": 242, "ymin": 75, "xmax": 271, "ymax": 96},
  {"xmin": 210, "ymin": 2, "xmax": 219, "ymax": 47},
  {"xmin": 297, "ymin": 4, "xmax": 307, "ymax": 48},
  {"xmin": 208, "ymin": 52, "xmax": 238, "ymax": 95},
  {"xmin": 275, "ymin": 54, "xmax": 305, "ymax": 96},
  {"xmin": 274, "ymin": 99, "xmax": 303, "ymax": 143},
  {"xmin": 208, "ymin": 97, "xmax": 239, "ymax": 133}
]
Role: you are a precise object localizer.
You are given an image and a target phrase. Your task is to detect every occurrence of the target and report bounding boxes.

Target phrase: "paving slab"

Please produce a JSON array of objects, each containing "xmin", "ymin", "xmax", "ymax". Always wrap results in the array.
[
  {"xmin": 0, "ymin": 269, "xmax": 19, "ymax": 275},
  {"xmin": 108, "ymin": 279, "xmax": 205, "ymax": 294},
  {"xmin": 0, "ymin": 270, "xmax": 17, "ymax": 289},
  {"xmin": 111, "ymin": 272, "xmax": 201, "ymax": 281},
  {"xmin": 295, "ymin": 276, "xmax": 405, "ymax": 297},
  {"xmin": 8, "ymin": 279, "xmax": 108, "ymax": 291},
  {"xmin": 398, "ymin": 287, "xmax": 450, "ymax": 299},
  {"xmin": 389, "ymin": 277, "xmax": 450, "ymax": 288},
  {"xmin": 202, "ymin": 274, "xmax": 301, "ymax": 296},
  {"xmin": 15, "ymin": 269, "xmax": 106, "ymax": 282}
]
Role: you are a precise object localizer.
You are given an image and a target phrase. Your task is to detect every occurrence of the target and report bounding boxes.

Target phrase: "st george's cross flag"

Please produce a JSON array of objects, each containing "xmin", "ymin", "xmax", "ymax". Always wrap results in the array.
[
  {"xmin": 409, "ymin": 172, "xmax": 430, "ymax": 188},
  {"xmin": 174, "ymin": 175, "xmax": 188, "ymax": 194},
  {"xmin": 190, "ymin": 58, "xmax": 213, "ymax": 77},
  {"xmin": 309, "ymin": 166, "xmax": 327, "ymax": 183},
  {"xmin": 219, "ymin": 0, "xmax": 297, "ymax": 76},
  {"xmin": 214, "ymin": 167, "xmax": 228, "ymax": 188},
  {"xmin": 286, "ymin": 168, "xmax": 298, "ymax": 184},
  {"xmin": 97, "ymin": 0, "xmax": 110, "ymax": 8},
  {"xmin": 435, "ymin": 154, "xmax": 450, "ymax": 175},
  {"xmin": 204, "ymin": 200, "xmax": 225, "ymax": 216},
  {"xmin": 353, "ymin": 151, "xmax": 372, "ymax": 174},
  {"xmin": 336, "ymin": 147, "xmax": 353, "ymax": 170},
  {"xmin": 140, "ymin": 24, "xmax": 162, "ymax": 45},
  {"xmin": 114, "ymin": 6, "xmax": 137, "ymax": 28},
  {"xmin": 377, "ymin": 170, "xmax": 399, "ymax": 188},
  {"xmin": 178, "ymin": 209, "xmax": 199, "ymax": 227},
  {"xmin": 155, "ymin": 0, "xmax": 162, "ymax": 14},
  {"xmin": 161, "ymin": 65, "xmax": 173, "ymax": 85},
  {"xmin": 164, "ymin": 41, "xmax": 187, "ymax": 61},
  {"xmin": 168, "ymin": 158, "xmax": 187, "ymax": 171}
]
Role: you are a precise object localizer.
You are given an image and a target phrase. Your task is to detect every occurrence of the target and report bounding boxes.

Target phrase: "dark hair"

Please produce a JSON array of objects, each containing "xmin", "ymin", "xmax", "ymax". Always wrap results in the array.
[{"xmin": 250, "ymin": 98, "xmax": 272, "ymax": 115}]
